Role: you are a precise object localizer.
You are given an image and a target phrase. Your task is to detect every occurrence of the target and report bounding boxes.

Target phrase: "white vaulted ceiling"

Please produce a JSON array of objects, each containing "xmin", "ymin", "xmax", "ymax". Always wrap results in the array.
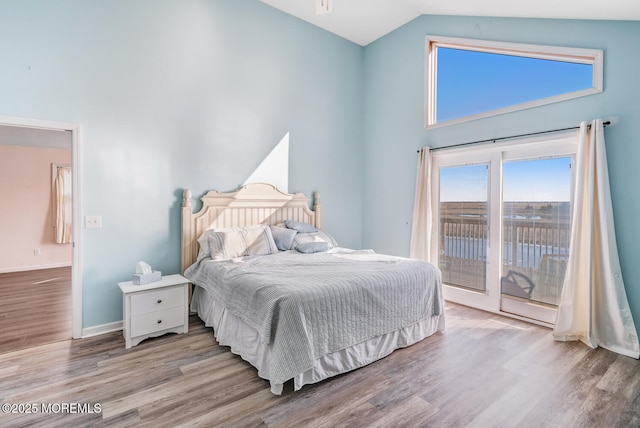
[{"xmin": 259, "ymin": 0, "xmax": 640, "ymax": 46}]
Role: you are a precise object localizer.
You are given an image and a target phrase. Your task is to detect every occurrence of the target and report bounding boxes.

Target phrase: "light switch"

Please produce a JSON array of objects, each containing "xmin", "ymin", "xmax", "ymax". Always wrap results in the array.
[{"xmin": 85, "ymin": 215, "xmax": 102, "ymax": 229}]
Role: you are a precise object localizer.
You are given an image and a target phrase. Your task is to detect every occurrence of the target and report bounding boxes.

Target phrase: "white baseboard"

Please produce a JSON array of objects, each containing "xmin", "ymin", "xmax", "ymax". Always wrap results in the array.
[
  {"xmin": 82, "ymin": 321, "xmax": 122, "ymax": 338},
  {"xmin": 0, "ymin": 262, "xmax": 72, "ymax": 274}
]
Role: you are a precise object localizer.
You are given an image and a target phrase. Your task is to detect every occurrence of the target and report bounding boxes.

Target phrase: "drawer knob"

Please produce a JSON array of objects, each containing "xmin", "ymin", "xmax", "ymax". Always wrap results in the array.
[
  {"xmin": 157, "ymin": 319, "xmax": 162, "ymax": 324},
  {"xmin": 157, "ymin": 299, "xmax": 162, "ymax": 304}
]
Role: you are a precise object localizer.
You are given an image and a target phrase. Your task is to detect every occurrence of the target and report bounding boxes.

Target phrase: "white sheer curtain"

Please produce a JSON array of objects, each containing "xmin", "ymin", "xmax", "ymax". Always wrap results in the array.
[
  {"xmin": 553, "ymin": 119, "xmax": 640, "ymax": 358},
  {"xmin": 55, "ymin": 166, "xmax": 72, "ymax": 244},
  {"xmin": 410, "ymin": 148, "xmax": 433, "ymax": 262}
]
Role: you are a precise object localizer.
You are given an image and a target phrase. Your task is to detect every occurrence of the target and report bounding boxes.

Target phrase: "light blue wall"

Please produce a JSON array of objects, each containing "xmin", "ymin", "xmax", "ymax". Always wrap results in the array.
[
  {"xmin": 362, "ymin": 16, "xmax": 640, "ymax": 330},
  {"xmin": 3, "ymin": 1, "xmax": 639, "ymax": 333},
  {"xmin": 0, "ymin": 0, "xmax": 364, "ymax": 328}
]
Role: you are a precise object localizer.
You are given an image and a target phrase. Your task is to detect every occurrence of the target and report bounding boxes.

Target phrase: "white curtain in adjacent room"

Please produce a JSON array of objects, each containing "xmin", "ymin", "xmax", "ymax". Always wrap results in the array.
[
  {"xmin": 553, "ymin": 119, "xmax": 640, "ymax": 358},
  {"xmin": 55, "ymin": 166, "xmax": 72, "ymax": 244},
  {"xmin": 410, "ymin": 147, "xmax": 433, "ymax": 262}
]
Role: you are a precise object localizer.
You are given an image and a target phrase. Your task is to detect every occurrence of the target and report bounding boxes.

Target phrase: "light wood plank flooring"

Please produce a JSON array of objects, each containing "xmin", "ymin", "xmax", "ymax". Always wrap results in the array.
[
  {"xmin": 0, "ymin": 267, "xmax": 72, "ymax": 354},
  {"xmin": 1, "ymin": 302, "xmax": 639, "ymax": 427}
]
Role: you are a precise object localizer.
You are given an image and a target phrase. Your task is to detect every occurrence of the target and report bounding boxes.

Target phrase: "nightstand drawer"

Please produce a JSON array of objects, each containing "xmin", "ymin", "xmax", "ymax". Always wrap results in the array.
[
  {"xmin": 130, "ymin": 306, "xmax": 185, "ymax": 337},
  {"xmin": 131, "ymin": 287, "xmax": 185, "ymax": 316}
]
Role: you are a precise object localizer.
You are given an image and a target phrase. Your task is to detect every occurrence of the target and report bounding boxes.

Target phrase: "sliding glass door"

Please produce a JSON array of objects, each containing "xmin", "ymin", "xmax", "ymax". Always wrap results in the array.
[
  {"xmin": 500, "ymin": 156, "xmax": 573, "ymax": 322},
  {"xmin": 439, "ymin": 164, "xmax": 489, "ymax": 293},
  {"xmin": 432, "ymin": 133, "xmax": 577, "ymax": 325}
]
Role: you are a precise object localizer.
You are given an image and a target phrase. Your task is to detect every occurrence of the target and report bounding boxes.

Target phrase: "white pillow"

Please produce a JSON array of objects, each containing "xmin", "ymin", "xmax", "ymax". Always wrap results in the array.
[
  {"xmin": 198, "ymin": 225, "xmax": 278, "ymax": 260},
  {"xmin": 243, "ymin": 225, "xmax": 279, "ymax": 256}
]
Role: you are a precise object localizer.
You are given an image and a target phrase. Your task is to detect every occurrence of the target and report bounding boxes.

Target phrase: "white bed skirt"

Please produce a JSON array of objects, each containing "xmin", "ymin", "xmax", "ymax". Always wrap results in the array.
[{"xmin": 191, "ymin": 285, "xmax": 445, "ymax": 395}]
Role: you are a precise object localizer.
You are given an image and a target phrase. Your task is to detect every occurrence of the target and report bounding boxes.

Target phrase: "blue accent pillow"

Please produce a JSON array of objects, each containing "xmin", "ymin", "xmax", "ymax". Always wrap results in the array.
[
  {"xmin": 284, "ymin": 220, "xmax": 318, "ymax": 233},
  {"xmin": 269, "ymin": 225, "xmax": 298, "ymax": 251},
  {"xmin": 296, "ymin": 241, "xmax": 331, "ymax": 253}
]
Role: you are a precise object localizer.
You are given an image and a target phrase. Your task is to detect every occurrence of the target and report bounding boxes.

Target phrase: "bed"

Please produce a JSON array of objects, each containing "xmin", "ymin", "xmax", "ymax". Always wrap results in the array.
[{"xmin": 181, "ymin": 183, "xmax": 444, "ymax": 394}]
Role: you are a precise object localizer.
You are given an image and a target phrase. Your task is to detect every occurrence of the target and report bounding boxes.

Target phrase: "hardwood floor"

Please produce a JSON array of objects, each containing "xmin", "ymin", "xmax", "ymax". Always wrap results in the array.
[
  {"xmin": 0, "ymin": 267, "xmax": 72, "ymax": 354},
  {"xmin": 1, "ymin": 302, "xmax": 639, "ymax": 427}
]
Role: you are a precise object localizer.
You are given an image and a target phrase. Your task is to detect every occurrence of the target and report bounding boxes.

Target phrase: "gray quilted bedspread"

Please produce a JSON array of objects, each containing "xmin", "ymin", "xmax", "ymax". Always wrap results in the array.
[{"xmin": 184, "ymin": 249, "xmax": 443, "ymax": 384}]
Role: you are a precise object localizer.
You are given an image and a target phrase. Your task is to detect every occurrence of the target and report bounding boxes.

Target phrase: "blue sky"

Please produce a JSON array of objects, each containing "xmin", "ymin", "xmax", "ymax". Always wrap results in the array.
[
  {"xmin": 440, "ymin": 157, "xmax": 571, "ymax": 202},
  {"xmin": 436, "ymin": 48, "xmax": 593, "ymax": 123},
  {"xmin": 440, "ymin": 164, "xmax": 487, "ymax": 202},
  {"xmin": 503, "ymin": 157, "xmax": 571, "ymax": 202}
]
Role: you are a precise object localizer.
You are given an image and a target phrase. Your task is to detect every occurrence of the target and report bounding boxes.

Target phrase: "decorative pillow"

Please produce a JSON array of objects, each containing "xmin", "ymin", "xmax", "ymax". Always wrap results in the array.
[
  {"xmin": 198, "ymin": 225, "xmax": 278, "ymax": 260},
  {"xmin": 292, "ymin": 230, "xmax": 338, "ymax": 249},
  {"xmin": 243, "ymin": 225, "xmax": 279, "ymax": 256},
  {"xmin": 296, "ymin": 241, "xmax": 331, "ymax": 253},
  {"xmin": 206, "ymin": 228, "xmax": 246, "ymax": 260},
  {"xmin": 197, "ymin": 229, "xmax": 214, "ymax": 260},
  {"xmin": 284, "ymin": 220, "xmax": 318, "ymax": 233},
  {"xmin": 269, "ymin": 225, "xmax": 298, "ymax": 251}
]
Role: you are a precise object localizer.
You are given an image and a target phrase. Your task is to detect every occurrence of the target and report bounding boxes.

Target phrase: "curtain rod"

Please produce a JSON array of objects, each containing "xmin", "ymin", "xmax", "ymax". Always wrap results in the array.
[{"xmin": 419, "ymin": 121, "xmax": 611, "ymax": 153}]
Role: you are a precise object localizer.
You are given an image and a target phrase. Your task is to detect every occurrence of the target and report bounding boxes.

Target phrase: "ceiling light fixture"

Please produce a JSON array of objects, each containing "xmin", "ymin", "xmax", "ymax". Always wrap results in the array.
[{"xmin": 316, "ymin": 0, "xmax": 333, "ymax": 15}]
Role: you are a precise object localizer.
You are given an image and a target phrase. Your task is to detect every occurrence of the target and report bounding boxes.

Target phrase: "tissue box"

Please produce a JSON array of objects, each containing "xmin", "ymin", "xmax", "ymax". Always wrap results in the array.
[{"xmin": 132, "ymin": 271, "xmax": 162, "ymax": 285}]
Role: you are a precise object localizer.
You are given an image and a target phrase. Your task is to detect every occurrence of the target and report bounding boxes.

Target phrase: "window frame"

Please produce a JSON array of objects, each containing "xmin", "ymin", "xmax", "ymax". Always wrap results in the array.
[
  {"xmin": 424, "ymin": 35, "xmax": 604, "ymax": 129},
  {"xmin": 430, "ymin": 131, "xmax": 578, "ymax": 326}
]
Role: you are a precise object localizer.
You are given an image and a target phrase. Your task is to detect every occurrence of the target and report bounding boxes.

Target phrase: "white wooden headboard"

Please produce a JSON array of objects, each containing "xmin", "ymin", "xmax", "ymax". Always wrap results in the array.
[{"xmin": 181, "ymin": 183, "xmax": 322, "ymax": 272}]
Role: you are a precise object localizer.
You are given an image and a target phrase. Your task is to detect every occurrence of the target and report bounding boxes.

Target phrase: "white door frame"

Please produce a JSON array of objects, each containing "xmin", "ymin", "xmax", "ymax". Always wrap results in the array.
[
  {"xmin": 431, "ymin": 132, "xmax": 578, "ymax": 327},
  {"xmin": 0, "ymin": 114, "xmax": 82, "ymax": 339}
]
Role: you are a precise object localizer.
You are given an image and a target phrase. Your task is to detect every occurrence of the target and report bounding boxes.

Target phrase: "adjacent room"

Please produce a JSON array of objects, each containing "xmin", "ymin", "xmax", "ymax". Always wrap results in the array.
[
  {"xmin": 1, "ymin": 0, "xmax": 639, "ymax": 426},
  {"xmin": 0, "ymin": 126, "xmax": 73, "ymax": 353}
]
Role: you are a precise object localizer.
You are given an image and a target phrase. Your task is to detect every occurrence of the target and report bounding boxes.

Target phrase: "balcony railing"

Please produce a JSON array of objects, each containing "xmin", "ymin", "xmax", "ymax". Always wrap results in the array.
[{"xmin": 439, "ymin": 214, "xmax": 569, "ymax": 305}]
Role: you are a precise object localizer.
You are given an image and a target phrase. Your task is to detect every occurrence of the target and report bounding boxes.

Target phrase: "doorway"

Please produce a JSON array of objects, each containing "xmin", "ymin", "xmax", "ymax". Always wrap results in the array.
[
  {"xmin": 0, "ymin": 116, "xmax": 82, "ymax": 349},
  {"xmin": 432, "ymin": 132, "xmax": 577, "ymax": 326}
]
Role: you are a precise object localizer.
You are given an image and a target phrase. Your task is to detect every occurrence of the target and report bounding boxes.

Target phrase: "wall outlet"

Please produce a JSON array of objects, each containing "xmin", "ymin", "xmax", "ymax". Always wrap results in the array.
[
  {"xmin": 34, "ymin": 248, "xmax": 41, "ymax": 256},
  {"xmin": 85, "ymin": 215, "xmax": 102, "ymax": 229}
]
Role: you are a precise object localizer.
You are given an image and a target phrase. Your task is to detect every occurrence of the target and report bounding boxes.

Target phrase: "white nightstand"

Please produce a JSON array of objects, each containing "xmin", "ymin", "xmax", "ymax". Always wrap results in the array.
[{"xmin": 118, "ymin": 274, "xmax": 189, "ymax": 349}]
